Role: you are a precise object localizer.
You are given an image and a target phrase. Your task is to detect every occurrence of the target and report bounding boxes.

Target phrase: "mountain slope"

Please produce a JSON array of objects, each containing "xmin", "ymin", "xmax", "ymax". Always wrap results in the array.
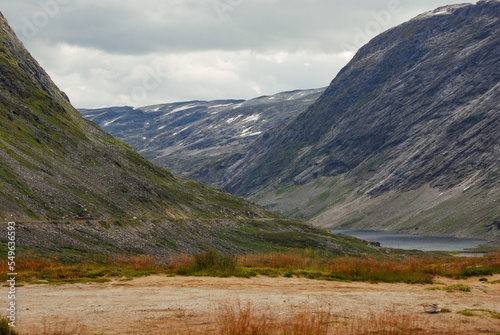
[
  {"xmin": 0, "ymin": 12, "xmax": 379, "ymax": 258},
  {"xmin": 79, "ymin": 88, "xmax": 325, "ymax": 179},
  {"xmin": 199, "ymin": 1, "xmax": 500, "ymax": 242},
  {"xmin": 0, "ymin": 11, "xmax": 276, "ymax": 222}
]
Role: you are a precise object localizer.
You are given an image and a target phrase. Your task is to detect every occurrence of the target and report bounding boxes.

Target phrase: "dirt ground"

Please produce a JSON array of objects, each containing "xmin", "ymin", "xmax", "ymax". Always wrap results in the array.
[{"xmin": 3, "ymin": 274, "xmax": 500, "ymax": 334}]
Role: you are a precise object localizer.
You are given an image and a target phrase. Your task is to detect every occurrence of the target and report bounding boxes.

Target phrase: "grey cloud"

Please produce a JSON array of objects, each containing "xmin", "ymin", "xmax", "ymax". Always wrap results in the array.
[
  {"xmin": 2, "ymin": 0, "xmax": 471, "ymax": 54},
  {"xmin": 0, "ymin": 0, "xmax": 473, "ymax": 108}
]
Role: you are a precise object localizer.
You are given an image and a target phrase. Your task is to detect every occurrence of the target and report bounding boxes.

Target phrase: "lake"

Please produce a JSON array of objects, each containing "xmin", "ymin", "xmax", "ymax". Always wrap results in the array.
[{"xmin": 330, "ymin": 229, "xmax": 485, "ymax": 252}]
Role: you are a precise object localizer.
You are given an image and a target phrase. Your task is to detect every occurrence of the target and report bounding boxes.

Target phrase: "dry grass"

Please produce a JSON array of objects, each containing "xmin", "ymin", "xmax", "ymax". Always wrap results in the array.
[
  {"xmin": 168, "ymin": 254, "xmax": 194, "ymax": 268},
  {"xmin": 236, "ymin": 251, "xmax": 500, "ymax": 283},
  {"xmin": 342, "ymin": 309, "xmax": 461, "ymax": 335},
  {"xmin": 39, "ymin": 319, "xmax": 88, "ymax": 335},
  {"xmin": 214, "ymin": 301, "xmax": 336, "ymax": 335},
  {"xmin": 6, "ymin": 305, "xmax": 464, "ymax": 335},
  {"xmin": 0, "ymin": 253, "xmax": 59, "ymax": 272},
  {"xmin": 238, "ymin": 252, "xmax": 310, "ymax": 269},
  {"xmin": 111, "ymin": 255, "xmax": 160, "ymax": 270},
  {"xmin": 0, "ymin": 316, "xmax": 88, "ymax": 335},
  {"xmin": 1, "ymin": 251, "xmax": 499, "ymax": 285},
  {"xmin": 201, "ymin": 302, "xmax": 462, "ymax": 335}
]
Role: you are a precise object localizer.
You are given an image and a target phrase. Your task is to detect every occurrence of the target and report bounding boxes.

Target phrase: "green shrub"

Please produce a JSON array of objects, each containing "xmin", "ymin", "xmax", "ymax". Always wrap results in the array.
[
  {"xmin": 457, "ymin": 309, "xmax": 500, "ymax": 320},
  {"xmin": 193, "ymin": 251, "xmax": 236, "ymax": 273},
  {"xmin": 446, "ymin": 284, "xmax": 471, "ymax": 292},
  {"xmin": 0, "ymin": 317, "xmax": 18, "ymax": 335},
  {"xmin": 427, "ymin": 284, "xmax": 470, "ymax": 292},
  {"xmin": 458, "ymin": 266, "xmax": 495, "ymax": 278}
]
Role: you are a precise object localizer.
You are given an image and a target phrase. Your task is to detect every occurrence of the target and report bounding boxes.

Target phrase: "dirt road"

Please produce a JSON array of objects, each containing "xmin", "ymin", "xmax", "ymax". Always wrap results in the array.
[{"xmin": 4, "ymin": 274, "xmax": 500, "ymax": 334}]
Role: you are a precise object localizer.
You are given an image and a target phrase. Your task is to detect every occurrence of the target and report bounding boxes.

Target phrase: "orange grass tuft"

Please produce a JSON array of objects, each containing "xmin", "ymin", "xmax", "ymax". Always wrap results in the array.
[
  {"xmin": 40, "ymin": 318, "xmax": 87, "ymax": 335},
  {"xmin": 214, "ymin": 301, "xmax": 333, "ymax": 335},
  {"xmin": 238, "ymin": 252, "xmax": 310, "ymax": 269},
  {"xmin": 168, "ymin": 254, "xmax": 194, "ymax": 269},
  {"xmin": 208, "ymin": 302, "xmax": 462, "ymax": 335},
  {"xmin": 0, "ymin": 253, "xmax": 59, "ymax": 272},
  {"xmin": 112, "ymin": 255, "xmax": 161, "ymax": 270}
]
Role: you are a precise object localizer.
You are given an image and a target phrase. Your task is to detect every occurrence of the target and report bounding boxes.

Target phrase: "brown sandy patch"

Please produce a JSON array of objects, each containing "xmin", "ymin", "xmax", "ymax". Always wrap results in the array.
[{"xmin": 3, "ymin": 274, "xmax": 500, "ymax": 334}]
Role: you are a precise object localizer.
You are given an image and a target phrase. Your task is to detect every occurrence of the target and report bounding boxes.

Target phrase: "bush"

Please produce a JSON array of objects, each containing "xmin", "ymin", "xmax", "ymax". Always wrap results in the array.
[
  {"xmin": 458, "ymin": 266, "xmax": 495, "ymax": 278},
  {"xmin": 193, "ymin": 251, "xmax": 236, "ymax": 273},
  {"xmin": 0, "ymin": 317, "xmax": 18, "ymax": 335}
]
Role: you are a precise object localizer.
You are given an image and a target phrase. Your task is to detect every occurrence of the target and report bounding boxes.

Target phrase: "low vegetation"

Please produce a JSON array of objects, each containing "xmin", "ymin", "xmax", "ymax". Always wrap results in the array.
[
  {"xmin": 1, "ymin": 303, "xmax": 465, "ymax": 335},
  {"xmin": 0, "ymin": 316, "xmax": 18, "ymax": 335},
  {"xmin": 1, "ymin": 250, "xmax": 499, "ymax": 285},
  {"xmin": 456, "ymin": 309, "xmax": 500, "ymax": 320},
  {"xmin": 426, "ymin": 284, "xmax": 471, "ymax": 292},
  {"xmin": 1, "ymin": 251, "xmax": 499, "ymax": 334},
  {"xmin": 212, "ymin": 302, "xmax": 463, "ymax": 335},
  {"xmin": 0, "ymin": 316, "xmax": 87, "ymax": 335}
]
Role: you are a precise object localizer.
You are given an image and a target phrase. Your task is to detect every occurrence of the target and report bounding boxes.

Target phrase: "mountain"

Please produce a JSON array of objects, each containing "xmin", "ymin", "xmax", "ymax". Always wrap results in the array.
[
  {"xmin": 79, "ymin": 88, "xmax": 325, "ymax": 178},
  {"xmin": 0, "ymin": 12, "xmax": 266, "ymax": 222},
  {"xmin": 197, "ymin": 1, "xmax": 500, "ymax": 243},
  {"xmin": 0, "ymin": 12, "xmax": 377, "ymax": 259}
]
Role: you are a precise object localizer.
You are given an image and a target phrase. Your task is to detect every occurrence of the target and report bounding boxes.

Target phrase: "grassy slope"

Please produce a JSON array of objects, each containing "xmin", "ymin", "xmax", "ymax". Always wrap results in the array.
[{"xmin": 252, "ymin": 175, "xmax": 500, "ymax": 244}]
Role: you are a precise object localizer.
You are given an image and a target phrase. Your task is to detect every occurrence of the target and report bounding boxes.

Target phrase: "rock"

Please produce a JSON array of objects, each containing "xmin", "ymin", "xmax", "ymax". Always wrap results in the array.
[{"xmin": 422, "ymin": 303, "xmax": 441, "ymax": 313}]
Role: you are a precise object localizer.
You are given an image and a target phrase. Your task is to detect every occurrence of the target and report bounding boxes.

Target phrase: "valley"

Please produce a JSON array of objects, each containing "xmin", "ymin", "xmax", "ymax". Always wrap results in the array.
[
  {"xmin": 0, "ymin": 11, "xmax": 375, "ymax": 260},
  {"xmin": 79, "ymin": 88, "xmax": 325, "ymax": 179},
  {"xmin": 81, "ymin": 1, "xmax": 500, "ymax": 244},
  {"xmin": 0, "ymin": 2, "xmax": 499, "ymax": 334}
]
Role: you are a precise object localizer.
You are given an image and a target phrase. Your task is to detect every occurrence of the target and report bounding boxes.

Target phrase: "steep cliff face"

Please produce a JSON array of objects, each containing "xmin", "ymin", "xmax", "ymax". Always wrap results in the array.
[
  {"xmin": 199, "ymin": 1, "xmax": 500, "ymax": 242},
  {"xmin": 79, "ymin": 88, "xmax": 325, "ymax": 179}
]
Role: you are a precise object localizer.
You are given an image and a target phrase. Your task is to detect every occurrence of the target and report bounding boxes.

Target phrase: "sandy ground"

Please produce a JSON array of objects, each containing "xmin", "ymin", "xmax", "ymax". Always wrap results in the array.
[{"xmin": 3, "ymin": 274, "xmax": 500, "ymax": 334}]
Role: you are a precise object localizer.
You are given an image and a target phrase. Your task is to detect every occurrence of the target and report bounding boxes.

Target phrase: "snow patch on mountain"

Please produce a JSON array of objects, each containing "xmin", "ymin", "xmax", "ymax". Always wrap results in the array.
[
  {"xmin": 242, "ymin": 114, "xmax": 261, "ymax": 123},
  {"xmin": 226, "ymin": 115, "xmax": 243, "ymax": 124},
  {"xmin": 103, "ymin": 115, "xmax": 124, "ymax": 127}
]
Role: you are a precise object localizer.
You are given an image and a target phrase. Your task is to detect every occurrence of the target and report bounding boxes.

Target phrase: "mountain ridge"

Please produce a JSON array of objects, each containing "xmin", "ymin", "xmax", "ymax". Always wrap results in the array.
[
  {"xmin": 193, "ymin": 1, "xmax": 500, "ymax": 243},
  {"xmin": 79, "ymin": 88, "xmax": 325, "ymax": 179}
]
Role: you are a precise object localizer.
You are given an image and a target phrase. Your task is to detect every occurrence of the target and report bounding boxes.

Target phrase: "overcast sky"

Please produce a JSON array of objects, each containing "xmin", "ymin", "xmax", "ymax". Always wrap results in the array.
[{"xmin": 2, "ymin": 0, "xmax": 472, "ymax": 108}]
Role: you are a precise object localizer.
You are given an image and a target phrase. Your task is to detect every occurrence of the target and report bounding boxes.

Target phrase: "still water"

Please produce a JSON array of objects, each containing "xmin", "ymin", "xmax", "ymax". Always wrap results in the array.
[{"xmin": 330, "ymin": 229, "xmax": 485, "ymax": 252}]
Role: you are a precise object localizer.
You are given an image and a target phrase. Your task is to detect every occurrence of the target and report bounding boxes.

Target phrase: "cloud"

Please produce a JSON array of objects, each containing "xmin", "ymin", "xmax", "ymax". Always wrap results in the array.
[
  {"xmin": 1, "ymin": 0, "xmax": 472, "ymax": 108},
  {"xmin": 31, "ymin": 42, "xmax": 348, "ymax": 108}
]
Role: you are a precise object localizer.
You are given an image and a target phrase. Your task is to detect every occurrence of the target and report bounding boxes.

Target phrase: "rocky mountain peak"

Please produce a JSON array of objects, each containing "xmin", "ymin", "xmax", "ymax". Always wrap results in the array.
[
  {"xmin": 192, "ymin": 1, "xmax": 500, "ymax": 242},
  {"xmin": 0, "ymin": 12, "xmax": 71, "ymax": 107}
]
